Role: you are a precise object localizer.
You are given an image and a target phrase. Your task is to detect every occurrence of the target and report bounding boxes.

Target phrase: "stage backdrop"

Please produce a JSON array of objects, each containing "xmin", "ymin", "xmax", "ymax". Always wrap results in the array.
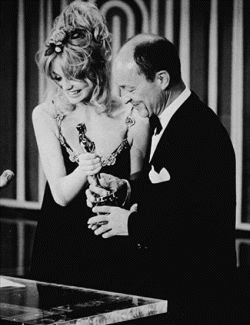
[{"xmin": 0, "ymin": 0, "xmax": 249, "ymax": 232}]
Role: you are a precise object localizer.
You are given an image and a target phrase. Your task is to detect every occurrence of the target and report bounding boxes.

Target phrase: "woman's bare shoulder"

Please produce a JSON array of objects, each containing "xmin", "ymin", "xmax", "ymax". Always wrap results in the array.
[
  {"xmin": 32, "ymin": 100, "xmax": 56, "ymax": 119},
  {"xmin": 109, "ymin": 96, "xmax": 150, "ymax": 132},
  {"xmin": 131, "ymin": 109, "xmax": 149, "ymax": 126},
  {"xmin": 32, "ymin": 101, "xmax": 59, "ymax": 135},
  {"xmin": 127, "ymin": 108, "xmax": 150, "ymax": 145}
]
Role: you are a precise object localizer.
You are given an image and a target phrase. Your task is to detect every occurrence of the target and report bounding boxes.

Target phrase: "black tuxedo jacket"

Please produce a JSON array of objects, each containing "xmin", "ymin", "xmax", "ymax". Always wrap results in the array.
[{"xmin": 126, "ymin": 92, "xmax": 236, "ymax": 316}]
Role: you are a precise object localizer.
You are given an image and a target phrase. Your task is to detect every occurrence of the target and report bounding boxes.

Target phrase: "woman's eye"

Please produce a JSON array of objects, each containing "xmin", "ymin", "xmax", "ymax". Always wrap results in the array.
[
  {"xmin": 51, "ymin": 71, "xmax": 62, "ymax": 81},
  {"xmin": 52, "ymin": 75, "xmax": 61, "ymax": 82}
]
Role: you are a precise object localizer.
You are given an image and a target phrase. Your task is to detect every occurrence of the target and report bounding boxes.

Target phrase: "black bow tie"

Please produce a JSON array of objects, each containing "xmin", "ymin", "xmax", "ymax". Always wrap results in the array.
[{"xmin": 149, "ymin": 115, "xmax": 162, "ymax": 135}]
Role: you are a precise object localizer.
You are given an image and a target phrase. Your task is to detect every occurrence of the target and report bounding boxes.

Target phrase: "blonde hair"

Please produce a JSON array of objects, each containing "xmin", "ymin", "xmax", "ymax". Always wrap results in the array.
[{"xmin": 36, "ymin": 0, "xmax": 112, "ymax": 114}]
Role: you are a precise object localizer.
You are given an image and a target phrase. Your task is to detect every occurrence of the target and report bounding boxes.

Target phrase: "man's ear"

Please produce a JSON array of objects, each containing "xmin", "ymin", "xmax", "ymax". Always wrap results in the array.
[{"xmin": 156, "ymin": 71, "xmax": 170, "ymax": 90}]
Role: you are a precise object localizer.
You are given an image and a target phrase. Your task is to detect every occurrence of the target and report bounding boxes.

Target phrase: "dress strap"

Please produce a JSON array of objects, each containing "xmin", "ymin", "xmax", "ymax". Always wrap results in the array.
[
  {"xmin": 101, "ymin": 138, "xmax": 129, "ymax": 166},
  {"xmin": 125, "ymin": 107, "xmax": 135, "ymax": 132},
  {"xmin": 55, "ymin": 113, "xmax": 66, "ymax": 145},
  {"xmin": 54, "ymin": 113, "xmax": 79, "ymax": 163},
  {"xmin": 55, "ymin": 113, "xmax": 64, "ymax": 131}
]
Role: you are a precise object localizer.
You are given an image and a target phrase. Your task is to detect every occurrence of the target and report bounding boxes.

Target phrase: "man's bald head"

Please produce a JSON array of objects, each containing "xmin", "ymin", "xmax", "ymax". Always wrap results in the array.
[
  {"xmin": 116, "ymin": 33, "xmax": 163, "ymax": 62},
  {"xmin": 114, "ymin": 33, "xmax": 182, "ymax": 86}
]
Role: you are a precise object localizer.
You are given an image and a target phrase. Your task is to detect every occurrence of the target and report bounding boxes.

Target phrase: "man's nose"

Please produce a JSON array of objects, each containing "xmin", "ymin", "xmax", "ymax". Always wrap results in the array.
[
  {"xmin": 120, "ymin": 91, "xmax": 132, "ymax": 104},
  {"xmin": 122, "ymin": 96, "xmax": 132, "ymax": 104}
]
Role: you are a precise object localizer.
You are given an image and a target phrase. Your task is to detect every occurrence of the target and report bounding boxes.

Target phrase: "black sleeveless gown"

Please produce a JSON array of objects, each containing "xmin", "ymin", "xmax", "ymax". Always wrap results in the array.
[{"xmin": 30, "ymin": 115, "xmax": 138, "ymax": 292}]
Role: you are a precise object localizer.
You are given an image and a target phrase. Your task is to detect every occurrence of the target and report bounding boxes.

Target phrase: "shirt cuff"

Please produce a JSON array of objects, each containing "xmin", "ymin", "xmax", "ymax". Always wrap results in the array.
[{"xmin": 122, "ymin": 179, "xmax": 131, "ymax": 207}]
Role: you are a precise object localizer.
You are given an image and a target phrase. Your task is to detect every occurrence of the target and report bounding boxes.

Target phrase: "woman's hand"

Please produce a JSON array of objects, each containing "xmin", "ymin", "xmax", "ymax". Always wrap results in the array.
[{"xmin": 78, "ymin": 152, "xmax": 102, "ymax": 176}]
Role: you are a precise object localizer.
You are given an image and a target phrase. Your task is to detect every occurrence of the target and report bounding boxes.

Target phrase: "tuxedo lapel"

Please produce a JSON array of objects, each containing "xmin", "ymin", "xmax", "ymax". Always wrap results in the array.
[{"xmin": 149, "ymin": 93, "xmax": 196, "ymax": 170}]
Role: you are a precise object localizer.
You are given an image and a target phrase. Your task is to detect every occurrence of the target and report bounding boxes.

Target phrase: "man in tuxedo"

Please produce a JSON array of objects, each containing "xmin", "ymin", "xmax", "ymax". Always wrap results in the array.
[{"xmin": 86, "ymin": 34, "xmax": 237, "ymax": 323}]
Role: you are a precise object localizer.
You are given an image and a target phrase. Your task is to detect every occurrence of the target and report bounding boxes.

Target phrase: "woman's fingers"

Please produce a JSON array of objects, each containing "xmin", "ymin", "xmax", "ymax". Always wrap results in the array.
[{"xmin": 78, "ymin": 152, "xmax": 102, "ymax": 173}]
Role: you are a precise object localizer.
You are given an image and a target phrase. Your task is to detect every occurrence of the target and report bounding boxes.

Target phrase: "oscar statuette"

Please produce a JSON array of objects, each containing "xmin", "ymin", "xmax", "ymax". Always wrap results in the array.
[{"xmin": 76, "ymin": 123, "xmax": 118, "ymax": 226}]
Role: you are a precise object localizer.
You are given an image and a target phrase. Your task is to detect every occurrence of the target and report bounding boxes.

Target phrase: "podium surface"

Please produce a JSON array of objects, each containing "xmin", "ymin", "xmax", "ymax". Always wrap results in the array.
[{"xmin": 0, "ymin": 276, "xmax": 167, "ymax": 324}]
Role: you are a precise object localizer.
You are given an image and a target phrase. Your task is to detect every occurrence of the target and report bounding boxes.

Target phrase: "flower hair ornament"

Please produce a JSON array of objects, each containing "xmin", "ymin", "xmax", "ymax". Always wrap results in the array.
[
  {"xmin": 45, "ymin": 28, "xmax": 89, "ymax": 56},
  {"xmin": 45, "ymin": 27, "xmax": 80, "ymax": 56},
  {"xmin": 45, "ymin": 28, "xmax": 68, "ymax": 56},
  {"xmin": 45, "ymin": 41, "xmax": 63, "ymax": 56}
]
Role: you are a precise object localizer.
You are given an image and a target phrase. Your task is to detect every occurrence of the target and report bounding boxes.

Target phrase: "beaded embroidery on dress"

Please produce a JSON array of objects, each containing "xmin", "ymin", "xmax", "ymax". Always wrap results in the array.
[{"xmin": 55, "ymin": 108, "xmax": 135, "ymax": 166}]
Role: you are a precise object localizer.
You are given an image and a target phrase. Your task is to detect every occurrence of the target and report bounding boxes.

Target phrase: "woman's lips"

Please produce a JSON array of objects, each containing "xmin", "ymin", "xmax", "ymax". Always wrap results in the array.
[{"xmin": 67, "ymin": 89, "xmax": 81, "ymax": 97}]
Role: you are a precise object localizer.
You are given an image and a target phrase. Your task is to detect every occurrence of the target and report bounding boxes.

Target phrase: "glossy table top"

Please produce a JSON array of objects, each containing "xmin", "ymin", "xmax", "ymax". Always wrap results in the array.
[{"xmin": 0, "ymin": 276, "xmax": 167, "ymax": 324}]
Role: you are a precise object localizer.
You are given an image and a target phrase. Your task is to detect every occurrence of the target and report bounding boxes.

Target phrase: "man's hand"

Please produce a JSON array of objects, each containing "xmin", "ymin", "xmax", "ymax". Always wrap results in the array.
[
  {"xmin": 87, "ymin": 204, "xmax": 137, "ymax": 238},
  {"xmin": 86, "ymin": 173, "xmax": 128, "ymax": 208}
]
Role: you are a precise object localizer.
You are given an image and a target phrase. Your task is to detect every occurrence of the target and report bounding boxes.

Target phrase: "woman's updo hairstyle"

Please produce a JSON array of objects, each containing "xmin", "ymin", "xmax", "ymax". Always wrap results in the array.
[{"xmin": 36, "ymin": 0, "xmax": 112, "ymax": 113}]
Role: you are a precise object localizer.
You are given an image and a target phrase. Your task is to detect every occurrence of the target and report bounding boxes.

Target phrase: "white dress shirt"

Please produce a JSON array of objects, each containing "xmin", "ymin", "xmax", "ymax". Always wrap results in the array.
[{"xmin": 149, "ymin": 87, "xmax": 191, "ymax": 162}]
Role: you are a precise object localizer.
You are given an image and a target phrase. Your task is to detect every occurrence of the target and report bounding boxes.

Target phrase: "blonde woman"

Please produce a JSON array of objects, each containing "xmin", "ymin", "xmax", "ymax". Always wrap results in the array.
[{"xmin": 30, "ymin": 1, "xmax": 150, "ymax": 291}]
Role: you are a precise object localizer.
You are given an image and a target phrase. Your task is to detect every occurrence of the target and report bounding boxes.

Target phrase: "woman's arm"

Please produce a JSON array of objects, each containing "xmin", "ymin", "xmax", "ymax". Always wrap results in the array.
[
  {"xmin": 32, "ymin": 103, "xmax": 101, "ymax": 206},
  {"xmin": 127, "ymin": 110, "xmax": 150, "ymax": 180}
]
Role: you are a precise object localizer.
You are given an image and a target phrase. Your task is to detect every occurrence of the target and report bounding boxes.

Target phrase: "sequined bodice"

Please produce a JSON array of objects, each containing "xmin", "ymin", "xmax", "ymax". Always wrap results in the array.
[{"xmin": 55, "ymin": 110, "xmax": 135, "ymax": 169}]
